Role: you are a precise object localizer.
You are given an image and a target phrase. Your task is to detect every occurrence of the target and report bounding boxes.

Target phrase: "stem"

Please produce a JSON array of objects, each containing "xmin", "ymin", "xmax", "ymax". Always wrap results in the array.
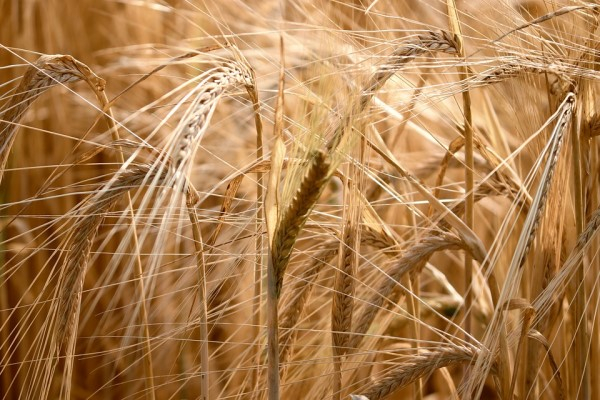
[
  {"xmin": 267, "ymin": 36, "xmax": 285, "ymax": 400},
  {"xmin": 405, "ymin": 277, "xmax": 423, "ymax": 400},
  {"xmin": 445, "ymin": 0, "xmax": 474, "ymax": 345},
  {"xmin": 570, "ymin": 104, "xmax": 589, "ymax": 399},
  {"xmin": 0, "ymin": 175, "xmax": 10, "ymax": 398},
  {"xmin": 267, "ymin": 255, "xmax": 280, "ymax": 400},
  {"xmin": 187, "ymin": 206, "xmax": 210, "ymax": 400},
  {"xmin": 247, "ymin": 83, "xmax": 264, "ymax": 394},
  {"xmin": 510, "ymin": 307, "xmax": 534, "ymax": 398},
  {"xmin": 459, "ymin": 50, "xmax": 475, "ymax": 345}
]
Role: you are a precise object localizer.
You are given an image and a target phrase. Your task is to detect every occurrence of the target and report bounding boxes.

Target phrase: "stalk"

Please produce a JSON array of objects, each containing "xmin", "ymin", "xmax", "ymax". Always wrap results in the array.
[
  {"xmin": 186, "ymin": 204, "xmax": 210, "ymax": 400},
  {"xmin": 570, "ymin": 102, "xmax": 589, "ymax": 399},
  {"xmin": 445, "ymin": 0, "xmax": 474, "ymax": 344}
]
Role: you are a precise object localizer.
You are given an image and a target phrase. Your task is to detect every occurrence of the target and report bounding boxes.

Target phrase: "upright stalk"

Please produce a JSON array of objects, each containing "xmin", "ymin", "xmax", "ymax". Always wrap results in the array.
[
  {"xmin": 570, "ymin": 103, "xmax": 589, "ymax": 399},
  {"xmin": 445, "ymin": 0, "xmax": 474, "ymax": 342},
  {"xmin": 186, "ymin": 204, "xmax": 210, "ymax": 400},
  {"xmin": 247, "ymin": 78, "xmax": 264, "ymax": 393},
  {"xmin": 266, "ymin": 255, "xmax": 280, "ymax": 400},
  {"xmin": 266, "ymin": 36, "xmax": 286, "ymax": 400}
]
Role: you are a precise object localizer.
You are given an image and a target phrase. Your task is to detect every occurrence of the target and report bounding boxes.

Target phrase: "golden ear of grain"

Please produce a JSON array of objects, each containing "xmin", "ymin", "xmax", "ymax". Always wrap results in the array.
[
  {"xmin": 0, "ymin": 54, "xmax": 104, "ymax": 183},
  {"xmin": 472, "ymin": 62, "xmax": 573, "ymax": 90},
  {"xmin": 492, "ymin": 4, "xmax": 600, "ymax": 44},
  {"xmin": 515, "ymin": 92, "xmax": 575, "ymax": 272},
  {"xmin": 353, "ymin": 346, "xmax": 477, "ymax": 400},
  {"xmin": 532, "ymin": 207, "xmax": 600, "ymax": 325},
  {"xmin": 327, "ymin": 30, "xmax": 458, "ymax": 154},
  {"xmin": 378, "ymin": 30, "xmax": 458, "ymax": 79},
  {"xmin": 56, "ymin": 166, "xmax": 164, "ymax": 349},
  {"xmin": 332, "ymin": 181, "xmax": 361, "ymax": 357},
  {"xmin": 351, "ymin": 232, "xmax": 466, "ymax": 349},
  {"xmin": 331, "ymin": 178, "xmax": 361, "ymax": 400},
  {"xmin": 22, "ymin": 54, "xmax": 105, "ymax": 92},
  {"xmin": 271, "ymin": 150, "xmax": 331, "ymax": 299},
  {"xmin": 171, "ymin": 61, "xmax": 254, "ymax": 176},
  {"xmin": 361, "ymin": 226, "xmax": 401, "ymax": 255}
]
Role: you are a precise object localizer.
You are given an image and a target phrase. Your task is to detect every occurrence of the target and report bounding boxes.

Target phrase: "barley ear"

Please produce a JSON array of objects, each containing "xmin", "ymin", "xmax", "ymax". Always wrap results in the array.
[
  {"xmin": 271, "ymin": 150, "xmax": 331, "ymax": 299},
  {"xmin": 353, "ymin": 347, "xmax": 477, "ymax": 400},
  {"xmin": 0, "ymin": 54, "xmax": 104, "ymax": 184}
]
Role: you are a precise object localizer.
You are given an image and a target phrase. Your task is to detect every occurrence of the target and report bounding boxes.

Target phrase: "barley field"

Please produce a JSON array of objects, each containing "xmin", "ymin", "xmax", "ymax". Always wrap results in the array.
[{"xmin": 1, "ymin": 1, "xmax": 600, "ymax": 399}]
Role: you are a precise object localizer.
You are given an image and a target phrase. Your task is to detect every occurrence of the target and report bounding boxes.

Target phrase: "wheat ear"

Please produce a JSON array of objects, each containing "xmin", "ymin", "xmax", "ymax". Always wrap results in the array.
[
  {"xmin": 533, "ymin": 206, "xmax": 600, "ymax": 326},
  {"xmin": 56, "ymin": 165, "xmax": 165, "ymax": 341},
  {"xmin": 351, "ymin": 232, "xmax": 467, "ymax": 349},
  {"xmin": 332, "ymin": 179, "xmax": 360, "ymax": 400},
  {"xmin": 0, "ymin": 54, "xmax": 104, "ymax": 184},
  {"xmin": 492, "ymin": 4, "xmax": 600, "ymax": 44},
  {"xmin": 326, "ymin": 30, "xmax": 458, "ymax": 154},
  {"xmin": 271, "ymin": 150, "xmax": 331, "ymax": 299},
  {"xmin": 331, "ymin": 226, "xmax": 359, "ymax": 353},
  {"xmin": 470, "ymin": 62, "xmax": 573, "ymax": 92},
  {"xmin": 352, "ymin": 346, "xmax": 478, "ymax": 400},
  {"xmin": 170, "ymin": 61, "xmax": 253, "ymax": 176}
]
